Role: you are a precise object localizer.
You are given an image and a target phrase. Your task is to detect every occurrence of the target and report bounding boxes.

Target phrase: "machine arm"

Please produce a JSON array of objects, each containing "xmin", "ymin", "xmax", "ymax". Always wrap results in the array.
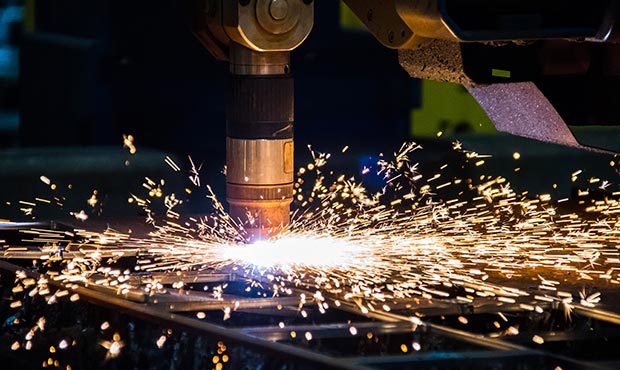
[{"xmin": 343, "ymin": 0, "xmax": 620, "ymax": 152}]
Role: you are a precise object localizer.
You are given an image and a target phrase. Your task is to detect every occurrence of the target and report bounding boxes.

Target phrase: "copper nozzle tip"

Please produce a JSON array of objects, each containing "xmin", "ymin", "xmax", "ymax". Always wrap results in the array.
[{"xmin": 229, "ymin": 200, "xmax": 291, "ymax": 243}]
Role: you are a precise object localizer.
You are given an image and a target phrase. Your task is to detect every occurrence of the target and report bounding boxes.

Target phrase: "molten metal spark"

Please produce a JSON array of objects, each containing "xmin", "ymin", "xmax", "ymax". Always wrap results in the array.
[{"xmin": 5, "ymin": 139, "xmax": 620, "ymax": 361}]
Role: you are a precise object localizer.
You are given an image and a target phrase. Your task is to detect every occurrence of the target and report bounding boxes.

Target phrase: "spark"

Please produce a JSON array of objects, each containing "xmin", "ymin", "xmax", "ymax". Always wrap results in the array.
[
  {"xmin": 87, "ymin": 190, "xmax": 98, "ymax": 207},
  {"xmin": 36, "ymin": 317, "xmax": 46, "ymax": 331},
  {"xmin": 100, "ymin": 333, "xmax": 124, "ymax": 360},
  {"xmin": 506, "ymin": 326, "xmax": 519, "ymax": 336},
  {"xmin": 165, "ymin": 156, "xmax": 181, "ymax": 172},
  {"xmin": 599, "ymin": 180, "xmax": 611, "ymax": 190},
  {"xmin": 579, "ymin": 289, "xmax": 601, "ymax": 307},
  {"xmin": 6, "ymin": 140, "xmax": 620, "ymax": 361},
  {"xmin": 70, "ymin": 210, "xmax": 88, "ymax": 221},
  {"xmin": 156, "ymin": 335, "xmax": 167, "ymax": 349},
  {"xmin": 123, "ymin": 134, "xmax": 137, "ymax": 154},
  {"xmin": 188, "ymin": 156, "xmax": 202, "ymax": 187},
  {"xmin": 97, "ymin": 140, "xmax": 620, "ymax": 323}
]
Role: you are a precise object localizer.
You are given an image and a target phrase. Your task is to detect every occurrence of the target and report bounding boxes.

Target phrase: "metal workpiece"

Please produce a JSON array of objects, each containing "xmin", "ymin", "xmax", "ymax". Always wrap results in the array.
[
  {"xmin": 4, "ymin": 255, "xmax": 617, "ymax": 370},
  {"xmin": 341, "ymin": 1, "xmax": 620, "ymax": 152}
]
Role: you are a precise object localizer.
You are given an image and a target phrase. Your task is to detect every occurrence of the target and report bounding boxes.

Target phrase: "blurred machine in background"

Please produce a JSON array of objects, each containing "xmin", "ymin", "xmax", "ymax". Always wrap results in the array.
[
  {"xmin": 344, "ymin": 0, "xmax": 620, "ymax": 152},
  {"xmin": 0, "ymin": 0, "xmax": 19, "ymax": 147}
]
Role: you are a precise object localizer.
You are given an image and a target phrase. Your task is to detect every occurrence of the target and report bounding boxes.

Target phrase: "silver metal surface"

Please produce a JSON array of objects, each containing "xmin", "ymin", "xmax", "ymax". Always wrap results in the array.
[
  {"xmin": 229, "ymin": 44, "xmax": 291, "ymax": 75},
  {"xmin": 226, "ymin": 137, "xmax": 294, "ymax": 185},
  {"xmin": 241, "ymin": 321, "xmax": 416, "ymax": 341},
  {"xmin": 467, "ymin": 82, "xmax": 614, "ymax": 154},
  {"xmin": 160, "ymin": 296, "xmax": 303, "ymax": 313},
  {"xmin": 572, "ymin": 304, "xmax": 620, "ymax": 325}
]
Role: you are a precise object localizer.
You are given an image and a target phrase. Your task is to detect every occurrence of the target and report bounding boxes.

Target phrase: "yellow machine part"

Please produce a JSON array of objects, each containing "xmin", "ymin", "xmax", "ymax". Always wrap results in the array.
[
  {"xmin": 24, "ymin": 0, "xmax": 36, "ymax": 33},
  {"xmin": 339, "ymin": 2, "xmax": 495, "ymax": 138},
  {"xmin": 339, "ymin": 1, "xmax": 366, "ymax": 30},
  {"xmin": 411, "ymin": 80, "xmax": 496, "ymax": 137}
]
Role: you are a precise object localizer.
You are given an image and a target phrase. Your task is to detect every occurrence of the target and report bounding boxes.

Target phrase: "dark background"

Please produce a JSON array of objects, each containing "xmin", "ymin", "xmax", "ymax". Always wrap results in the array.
[{"xmin": 17, "ymin": 0, "xmax": 414, "ymax": 157}]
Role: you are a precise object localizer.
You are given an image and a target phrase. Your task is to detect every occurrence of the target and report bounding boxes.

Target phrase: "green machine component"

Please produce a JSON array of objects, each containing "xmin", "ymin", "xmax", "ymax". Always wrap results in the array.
[
  {"xmin": 411, "ymin": 80, "xmax": 495, "ymax": 137},
  {"xmin": 339, "ymin": 2, "xmax": 495, "ymax": 138}
]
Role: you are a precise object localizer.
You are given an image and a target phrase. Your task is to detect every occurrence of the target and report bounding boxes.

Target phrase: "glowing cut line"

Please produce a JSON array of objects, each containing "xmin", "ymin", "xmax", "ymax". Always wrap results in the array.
[{"xmin": 222, "ymin": 236, "xmax": 366, "ymax": 269}]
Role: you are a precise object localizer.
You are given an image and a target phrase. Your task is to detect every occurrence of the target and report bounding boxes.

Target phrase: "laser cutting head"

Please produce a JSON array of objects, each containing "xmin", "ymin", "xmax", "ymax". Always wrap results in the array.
[
  {"xmin": 225, "ymin": 46, "xmax": 296, "ymax": 241},
  {"xmin": 193, "ymin": 0, "xmax": 314, "ymax": 241}
]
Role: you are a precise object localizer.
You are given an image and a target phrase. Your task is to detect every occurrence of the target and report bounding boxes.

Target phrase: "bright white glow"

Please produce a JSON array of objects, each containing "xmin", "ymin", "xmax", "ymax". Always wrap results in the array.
[
  {"xmin": 221, "ymin": 236, "xmax": 364, "ymax": 269},
  {"xmin": 109, "ymin": 341, "xmax": 121, "ymax": 355}
]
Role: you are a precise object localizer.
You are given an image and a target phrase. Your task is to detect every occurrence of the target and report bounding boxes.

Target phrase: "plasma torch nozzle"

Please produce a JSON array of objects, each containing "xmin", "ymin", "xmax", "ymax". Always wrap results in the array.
[{"xmin": 226, "ymin": 45, "xmax": 295, "ymax": 242}]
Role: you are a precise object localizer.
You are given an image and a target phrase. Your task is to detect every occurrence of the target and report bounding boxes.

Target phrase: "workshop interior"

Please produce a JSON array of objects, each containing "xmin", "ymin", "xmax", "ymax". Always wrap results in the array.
[{"xmin": 2, "ymin": 1, "xmax": 620, "ymax": 369}]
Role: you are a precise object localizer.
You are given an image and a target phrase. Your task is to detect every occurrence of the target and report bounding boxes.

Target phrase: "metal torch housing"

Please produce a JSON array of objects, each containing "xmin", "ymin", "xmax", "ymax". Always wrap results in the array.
[{"xmin": 193, "ymin": 0, "xmax": 314, "ymax": 241}]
